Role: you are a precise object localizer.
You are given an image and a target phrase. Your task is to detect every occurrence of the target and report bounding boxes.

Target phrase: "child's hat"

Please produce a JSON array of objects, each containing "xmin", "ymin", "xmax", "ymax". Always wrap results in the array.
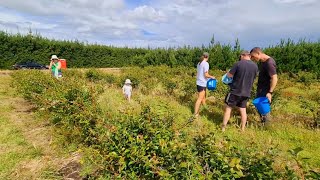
[{"xmin": 125, "ymin": 79, "xmax": 131, "ymax": 84}]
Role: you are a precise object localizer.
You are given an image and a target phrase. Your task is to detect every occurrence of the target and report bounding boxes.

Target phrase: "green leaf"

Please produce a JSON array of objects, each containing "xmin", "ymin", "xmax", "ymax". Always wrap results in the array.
[
  {"xmin": 230, "ymin": 158, "xmax": 240, "ymax": 168},
  {"xmin": 289, "ymin": 147, "xmax": 303, "ymax": 156},
  {"xmin": 180, "ymin": 162, "xmax": 188, "ymax": 168}
]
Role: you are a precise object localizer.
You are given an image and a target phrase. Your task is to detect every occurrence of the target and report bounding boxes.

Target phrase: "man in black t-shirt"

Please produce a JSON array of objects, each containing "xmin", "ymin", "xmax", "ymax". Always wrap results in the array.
[
  {"xmin": 250, "ymin": 47, "xmax": 278, "ymax": 123},
  {"xmin": 222, "ymin": 51, "xmax": 258, "ymax": 132}
]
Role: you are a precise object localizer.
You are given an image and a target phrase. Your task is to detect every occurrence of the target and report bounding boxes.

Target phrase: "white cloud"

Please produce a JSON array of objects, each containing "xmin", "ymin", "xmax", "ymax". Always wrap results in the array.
[
  {"xmin": 127, "ymin": 5, "xmax": 167, "ymax": 23},
  {"xmin": 274, "ymin": 0, "xmax": 317, "ymax": 5},
  {"xmin": 0, "ymin": 11, "xmax": 57, "ymax": 33},
  {"xmin": 0, "ymin": 0, "xmax": 320, "ymax": 48},
  {"xmin": 0, "ymin": 0, "xmax": 125, "ymax": 15},
  {"xmin": 147, "ymin": 0, "xmax": 320, "ymax": 47},
  {"xmin": 0, "ymin": 0, "xmax": 142, "ymax": 40}
]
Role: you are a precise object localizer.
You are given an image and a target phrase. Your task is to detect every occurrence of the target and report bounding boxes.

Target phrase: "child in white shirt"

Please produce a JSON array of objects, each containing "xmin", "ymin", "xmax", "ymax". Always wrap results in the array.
[{"xmin": 122, "ymin": 79, "xmax": 132, "ymax": 102}]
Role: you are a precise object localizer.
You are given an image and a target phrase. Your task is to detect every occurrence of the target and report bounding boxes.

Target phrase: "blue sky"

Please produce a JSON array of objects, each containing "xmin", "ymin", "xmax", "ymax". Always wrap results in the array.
[
  {"xmin": 0, "ymin": 0, "xmax": 320, "ymax": 49},
  {"xmin": 125, "ymin": 0, "xmax": 150, "ymax": 8}
]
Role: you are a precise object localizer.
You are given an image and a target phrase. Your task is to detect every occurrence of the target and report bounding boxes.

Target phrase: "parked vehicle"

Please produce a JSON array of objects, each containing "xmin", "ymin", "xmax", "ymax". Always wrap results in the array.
[{"xmin": 12, "ymin": 62, "xmax": 48, "ymax": 70}]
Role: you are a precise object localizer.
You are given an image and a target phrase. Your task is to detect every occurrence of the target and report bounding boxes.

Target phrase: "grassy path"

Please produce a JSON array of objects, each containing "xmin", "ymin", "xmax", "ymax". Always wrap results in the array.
[{"xmin": 0, "ymin": 73, "xmax": 62, "ymax": 179}]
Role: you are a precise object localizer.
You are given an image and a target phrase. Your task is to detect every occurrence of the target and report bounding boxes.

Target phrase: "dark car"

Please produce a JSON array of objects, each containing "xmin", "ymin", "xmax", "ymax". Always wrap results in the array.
[{"xmin": 12, "ymin": 62, "xmax": 48, "ymax": 70}]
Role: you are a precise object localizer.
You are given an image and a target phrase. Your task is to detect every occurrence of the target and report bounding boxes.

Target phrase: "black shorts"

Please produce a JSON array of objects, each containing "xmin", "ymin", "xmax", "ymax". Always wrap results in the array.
[
  {"xmin": 197, "ymin": 85, "xmax": 206, "ymax": 92},
  {"xmin": 225, "ymin": 93, "xmax": 249, "ymax": 108}
]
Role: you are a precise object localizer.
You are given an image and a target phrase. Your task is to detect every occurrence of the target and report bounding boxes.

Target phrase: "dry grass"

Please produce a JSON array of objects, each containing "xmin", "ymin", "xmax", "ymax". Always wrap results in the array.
[{"xmin": 0, "ymin": 73, "xmax": 66, "ymax": 179}]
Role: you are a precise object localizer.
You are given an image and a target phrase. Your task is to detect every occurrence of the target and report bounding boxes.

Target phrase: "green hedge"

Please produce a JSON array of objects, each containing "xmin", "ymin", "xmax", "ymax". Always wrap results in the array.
[{"xmin": 2, "ymin": 31, "xmax": 320, "ymax": 75}]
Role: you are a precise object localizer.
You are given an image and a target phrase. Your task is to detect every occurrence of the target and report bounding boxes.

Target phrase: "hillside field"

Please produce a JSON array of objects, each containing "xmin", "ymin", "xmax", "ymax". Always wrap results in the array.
[{"xmin": 0, "ymin": 67, "xmax": 319, "ymax": 179}]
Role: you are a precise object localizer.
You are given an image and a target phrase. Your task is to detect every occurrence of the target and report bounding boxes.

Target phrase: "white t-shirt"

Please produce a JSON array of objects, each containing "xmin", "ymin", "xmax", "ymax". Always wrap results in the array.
[
  {"xmin": 196, "ymin": 61, "xmax": 209, "ymax": 87},
  {"xmin": 122, "ymin": 84, "xmax": 132, "ymax": 95}
]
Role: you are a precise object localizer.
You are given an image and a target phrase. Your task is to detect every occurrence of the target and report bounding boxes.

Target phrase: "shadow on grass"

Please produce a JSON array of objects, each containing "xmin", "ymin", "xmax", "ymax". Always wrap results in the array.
[
  {"xmin": 200, "ymin": 102, "xmax": 265, "ymax": 130},
  {"xmin": 201, "ymin": 102, "xmax": 225, "ymax": 126},
  {"xmin": 202, "ymin": 109, "xmax": 224, "ymax": 126}
]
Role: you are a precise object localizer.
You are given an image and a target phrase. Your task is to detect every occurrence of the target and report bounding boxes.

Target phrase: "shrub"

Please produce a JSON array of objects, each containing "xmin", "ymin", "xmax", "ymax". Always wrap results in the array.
[
  {"xmin": 104, "ymin": 73, "xmax": 116, "ymax": 84},
  {"xmin": 85, "ymin": 69, "xmax": 104, "ymax": 82},
  {"xmin": 297, "ymin": 71, "xmax": 318, "ymax": 85},
  {"xmin": 12, "ymin": 70, "xmax": 104, "ymax": 144},
  {"xmin": 11, "ymin": 68, "xmax": 319, "ymax": 179}
]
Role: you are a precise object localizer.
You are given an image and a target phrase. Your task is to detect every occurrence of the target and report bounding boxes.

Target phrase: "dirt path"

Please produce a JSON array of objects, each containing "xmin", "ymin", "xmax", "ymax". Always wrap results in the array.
[{"xmin": 0, "ymin": 73, "xmax": 73, "ymax": 179}]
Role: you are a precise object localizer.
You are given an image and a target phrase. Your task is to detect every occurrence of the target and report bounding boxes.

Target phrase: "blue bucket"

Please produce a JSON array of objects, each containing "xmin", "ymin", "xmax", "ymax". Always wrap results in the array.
[
  {"xmin": 222, "ymin": 73, "xmax": 233, "ymax": 85},
  {"xmin": 207, "ymin": 78, "xmax": 217, "ymax": 91},
  {"xmin": 252, "ymin": 97, "xmax": 271, "ymax": 115}
]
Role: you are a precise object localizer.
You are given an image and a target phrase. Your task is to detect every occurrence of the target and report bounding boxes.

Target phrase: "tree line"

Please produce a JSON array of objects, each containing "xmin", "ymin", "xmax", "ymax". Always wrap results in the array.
[{"xmin": 0, "ymin": 31, "xmax": 319, "ymax": 75}]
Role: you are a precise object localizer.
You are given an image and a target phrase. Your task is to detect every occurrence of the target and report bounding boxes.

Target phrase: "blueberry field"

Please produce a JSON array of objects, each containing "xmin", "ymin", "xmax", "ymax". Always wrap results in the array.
[{"xmin": 1, "ymin": 67, "xmax": 318, "ymax": 179}]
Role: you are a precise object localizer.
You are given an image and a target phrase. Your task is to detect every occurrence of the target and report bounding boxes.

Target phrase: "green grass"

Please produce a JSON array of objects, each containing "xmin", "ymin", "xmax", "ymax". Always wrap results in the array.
[
  {"xmin": 0, "ymin": 109, "xmax": 43, "ymax": 179},
  {"xmin": 0, "ymin": 74, "xmax": 45, "ymax": 179},
  {"xmin": 39, "ymin": 167, "xmax": 64, "ymax": 180}
]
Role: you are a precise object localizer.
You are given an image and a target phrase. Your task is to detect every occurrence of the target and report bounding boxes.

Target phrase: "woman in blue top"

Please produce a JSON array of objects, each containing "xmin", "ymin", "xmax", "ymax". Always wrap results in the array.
[{"xmin": 194, "ymin": 52, "xmax": 215, "ymax": 118}]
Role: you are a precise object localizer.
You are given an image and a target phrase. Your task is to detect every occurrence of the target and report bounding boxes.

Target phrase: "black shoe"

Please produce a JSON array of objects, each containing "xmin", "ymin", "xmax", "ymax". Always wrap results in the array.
[
  {"xmin": 188, "ymin": 116, "xmax": 195, "ymax": 123},
  {"xmin": 261, "ymin": 113, "xmax": 271, "ymax": 123},
  {"xmin": 188, "ymin": 115, "xmax": 198, "ymax": 123}
]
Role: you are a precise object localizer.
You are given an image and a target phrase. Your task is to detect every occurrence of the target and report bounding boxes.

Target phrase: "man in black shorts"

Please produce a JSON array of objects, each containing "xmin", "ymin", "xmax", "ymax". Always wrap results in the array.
[
  {"xmin": 250, "ymin": 47, "xmax": 278, "ymax": 123},
  {"xmin": 222, "ymin": 51, "xmax": 258, "ymax": 131}
]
